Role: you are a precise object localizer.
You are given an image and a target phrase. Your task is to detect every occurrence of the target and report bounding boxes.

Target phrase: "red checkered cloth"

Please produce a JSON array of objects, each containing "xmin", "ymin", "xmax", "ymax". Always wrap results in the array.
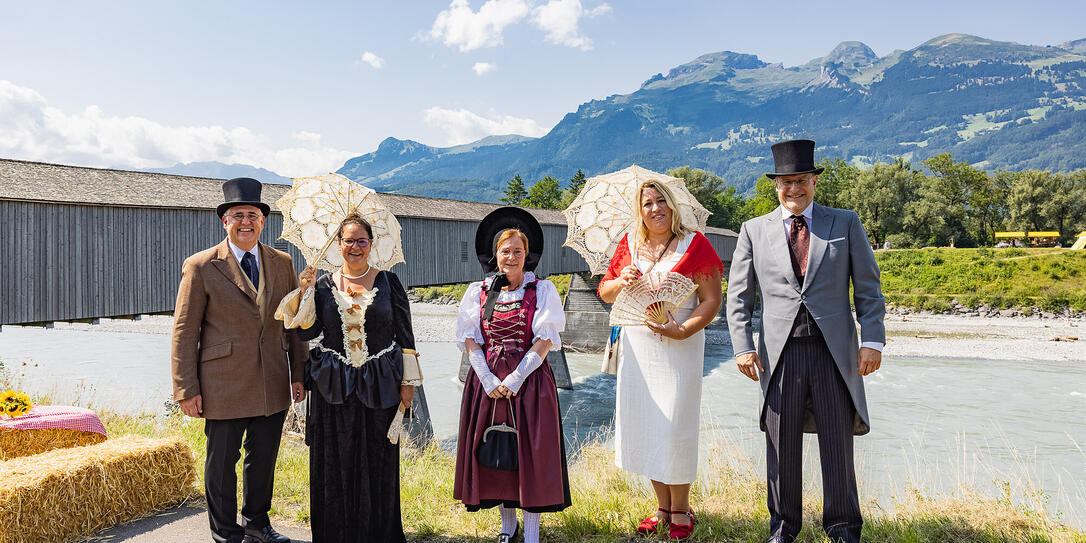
[{"xmin": 0, "ymin": 405, "xmax": 107, "ymax": 436}]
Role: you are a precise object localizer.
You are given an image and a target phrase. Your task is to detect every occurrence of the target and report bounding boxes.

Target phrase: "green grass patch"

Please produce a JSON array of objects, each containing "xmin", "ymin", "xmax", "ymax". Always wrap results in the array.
[
  {"xmin": 412, "ymin": 274, "xmax": 572, "ymax": 305},
  {"xmin": 877, "ymin": 248, "xmax": 1086, "ymax": 312},
  {"xmin": 93, "ymin": 412, "xmax": 1084, "ymax": 542}
]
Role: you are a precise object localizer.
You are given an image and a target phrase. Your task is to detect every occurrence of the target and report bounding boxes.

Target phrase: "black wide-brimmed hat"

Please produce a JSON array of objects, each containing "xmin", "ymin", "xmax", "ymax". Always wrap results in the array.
[
  {"xmin": 475, "ymin": 206, "xmax": 545, "ymax": 273},
  {"xmin": 766, "ymin": 139, "xmax": 824, "ymax": 179},
  {"xmin": 216, "ymin": 177, "xmax": 271, "ymax": 217}
]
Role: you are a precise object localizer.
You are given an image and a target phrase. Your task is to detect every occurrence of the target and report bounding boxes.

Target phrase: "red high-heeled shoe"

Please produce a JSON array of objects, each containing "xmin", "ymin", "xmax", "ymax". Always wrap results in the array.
[
  {"xmin": 668, "ymin": 509, "xmax": 695, "ymax": 540},
  {"xmin": 636, "ymin": 507, "xmax": 669, "ymax": 535}
]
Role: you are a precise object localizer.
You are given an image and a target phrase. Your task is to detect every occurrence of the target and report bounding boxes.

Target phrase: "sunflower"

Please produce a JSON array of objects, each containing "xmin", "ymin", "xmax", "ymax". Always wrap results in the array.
[{"xmin": 0, "ymin": 390, "xmax": 33, "ymax": 418}]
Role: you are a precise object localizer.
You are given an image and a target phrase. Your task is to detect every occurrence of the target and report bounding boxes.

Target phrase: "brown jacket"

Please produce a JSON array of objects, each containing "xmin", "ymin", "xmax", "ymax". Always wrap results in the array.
[{"xmin": 171, "ymin": 240, "xmax": 309, "ymax": 420}]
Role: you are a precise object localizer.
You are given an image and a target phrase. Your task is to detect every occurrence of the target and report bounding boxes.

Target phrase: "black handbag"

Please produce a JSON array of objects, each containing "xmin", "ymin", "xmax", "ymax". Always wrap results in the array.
[{"xmin": 476, "ymin": 397, "xmax": 518, "ymax": 471}]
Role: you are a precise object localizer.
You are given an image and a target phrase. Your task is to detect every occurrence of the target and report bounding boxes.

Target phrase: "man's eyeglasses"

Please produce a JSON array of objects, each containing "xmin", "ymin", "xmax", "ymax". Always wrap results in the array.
[
  {"xmin": 774, "ymin": 178, "xmax": 813, "ymax": 188},
  {"xmin": 340, "ymin": 238, "xmax": 371, "ymax": 248},
  {"xmin": 227, "ymin": 212, "xmax": 263, "ymax": 222}
]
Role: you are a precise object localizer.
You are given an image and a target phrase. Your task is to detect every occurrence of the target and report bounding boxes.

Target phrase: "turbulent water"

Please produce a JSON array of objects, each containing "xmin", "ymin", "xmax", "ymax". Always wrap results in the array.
[{"xmin": 2, "ymin": 321, "xmax": 1084, "ymax": 527}]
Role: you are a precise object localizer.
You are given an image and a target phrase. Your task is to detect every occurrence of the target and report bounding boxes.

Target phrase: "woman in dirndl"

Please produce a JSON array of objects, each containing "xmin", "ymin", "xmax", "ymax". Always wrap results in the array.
[
  {"xmin": 453, "ymin": 207, "xmax": 570, "ymax": 543},
  {"xmin": 598, "ymin": 179, "xmax": 723, "ymax": 540},
  {"xmin": 276, "ymin": 214, "xmax": 422, "ymax": 543}
]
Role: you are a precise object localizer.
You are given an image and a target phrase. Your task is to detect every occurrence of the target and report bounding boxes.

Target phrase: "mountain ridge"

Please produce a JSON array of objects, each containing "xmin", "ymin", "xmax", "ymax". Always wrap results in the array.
[{"xmin": 336, "ymin": 33, "xmax": 1086, "ymax": 201}]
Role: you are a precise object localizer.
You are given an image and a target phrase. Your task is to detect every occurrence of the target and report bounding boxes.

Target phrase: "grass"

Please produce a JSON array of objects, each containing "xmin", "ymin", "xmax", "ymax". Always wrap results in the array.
[
  {"xmin": 877, "ymin": 248, "xmax": 1086, "ymax": 313},
  {"xmin": 92, "ymin": 410, "xmax": 1086, "ymax": 542}
]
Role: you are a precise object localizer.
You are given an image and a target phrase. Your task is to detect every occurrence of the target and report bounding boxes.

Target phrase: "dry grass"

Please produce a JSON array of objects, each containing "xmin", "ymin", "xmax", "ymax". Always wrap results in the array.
[
  {"xmin": 96, "ymin": 411, "xmax": 1086, "ymax": 542},
  {"xmin": 0, "ymin": 435, "xmax": 198, "ymax": 543},
  {"xmin": 0, "ymin": 428, "xmax": 105, "ymax": 460}
]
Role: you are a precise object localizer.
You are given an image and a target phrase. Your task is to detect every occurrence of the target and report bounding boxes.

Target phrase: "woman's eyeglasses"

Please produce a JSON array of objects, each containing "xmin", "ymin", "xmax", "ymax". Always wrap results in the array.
[{"xmin": 340, "ymin": 238, "xmax": 371, "ymax": 248}]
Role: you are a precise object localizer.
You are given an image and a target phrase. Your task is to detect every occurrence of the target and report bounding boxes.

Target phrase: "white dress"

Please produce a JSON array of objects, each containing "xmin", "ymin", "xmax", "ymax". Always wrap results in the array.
[{"xmin": 614, "ymin": 233, "xmax": 704, "ymax": 484}]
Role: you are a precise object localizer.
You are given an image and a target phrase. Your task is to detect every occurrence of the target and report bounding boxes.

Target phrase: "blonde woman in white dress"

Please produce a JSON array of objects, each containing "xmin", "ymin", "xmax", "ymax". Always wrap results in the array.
[{"xmin": 598, "ymin": 180, "xmax": 723, "ymax": 540}]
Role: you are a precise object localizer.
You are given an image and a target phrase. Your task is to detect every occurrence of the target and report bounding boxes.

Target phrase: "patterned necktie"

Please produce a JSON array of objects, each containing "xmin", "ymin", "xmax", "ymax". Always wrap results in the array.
[
  {"xmin": 241, "ymin": 252, "xmax": 259, "ymax": 289},
  {"xmin": 788, "ymin": 215, "xmax": 809, "ymax": 279}
]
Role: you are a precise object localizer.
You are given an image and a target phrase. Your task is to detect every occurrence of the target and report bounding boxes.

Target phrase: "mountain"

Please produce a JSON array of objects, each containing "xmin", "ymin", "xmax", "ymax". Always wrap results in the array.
[
  {"xmin": 146, "ymin": 162, "xmax": 293, "ymax": 184},
  {"xmin": 336, "ymin": 33, "xmax": 1086, "ymax": 199}
]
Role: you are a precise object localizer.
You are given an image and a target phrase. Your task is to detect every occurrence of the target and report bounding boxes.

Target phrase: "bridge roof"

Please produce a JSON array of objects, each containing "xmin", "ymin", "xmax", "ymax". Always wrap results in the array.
[{"xmin": 0, "ymin": 158, "xmax": 736, "ymax": 236}]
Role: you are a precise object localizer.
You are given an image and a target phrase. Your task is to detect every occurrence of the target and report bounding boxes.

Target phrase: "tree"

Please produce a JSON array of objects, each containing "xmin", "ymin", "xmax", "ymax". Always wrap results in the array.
[
  {"xmin": 923, "ymin": 154, "xmax": 992, "ymax": 247},
  {"xmin": 713, "ymin": 185, "xmax": 746, "ymax": 232},
  {"xmin": 1006, "ymin": 169, "xmax": 1054, "ymax": 231},
  {"xmin": 814, "ymin": 157, "xmax": 858, "ymax": 209},
  {"xmin": 521, "ymin": 176, "xmax": 563, "ymax": 209},
  {"xmin": 667, "ymin": 166, "xmax": 729, "ymax": 228},
  {"xmin": 845, "ymin": 160, "xmax": 921, "ymax": 246},
  {"xmin": 560, "ymin": 169, "xmax": 587, "ymax": 209},
  {"xmin": 738, "ymin": 175, "xmax": 779, "ymax": 223},
  {"xmin": 499, "ymin": 174, "xmax": 527, "ymax": 205}
]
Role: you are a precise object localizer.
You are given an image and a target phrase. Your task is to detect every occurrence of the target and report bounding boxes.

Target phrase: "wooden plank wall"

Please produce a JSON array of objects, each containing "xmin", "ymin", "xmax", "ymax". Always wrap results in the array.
[{"xmin": 1, "ymin": 200, "xmax": 735, "ymax": 325}]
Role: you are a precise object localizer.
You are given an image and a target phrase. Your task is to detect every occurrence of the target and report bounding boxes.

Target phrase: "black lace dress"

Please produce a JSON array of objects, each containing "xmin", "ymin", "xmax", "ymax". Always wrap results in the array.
[{"xmin": 295, "ymin": 271, "xmax": 414, "ymax": 543}]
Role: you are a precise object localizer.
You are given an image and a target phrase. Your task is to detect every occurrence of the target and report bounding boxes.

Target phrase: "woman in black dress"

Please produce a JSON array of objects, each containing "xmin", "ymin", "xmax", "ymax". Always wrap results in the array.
[{"xmin": 276, "ymin": 214, "xmax": 421, "ymax": 543}]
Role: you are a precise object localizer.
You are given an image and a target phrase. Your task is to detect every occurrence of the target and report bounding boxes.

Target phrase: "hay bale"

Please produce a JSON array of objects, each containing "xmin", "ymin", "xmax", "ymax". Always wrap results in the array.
[
  {"xmin": 0, "ymin": 428, "xmax": 106, "ymax": 460},
  {"xmin": 0, "ymin": 435, "xmax": 198, "ymax": 543}
]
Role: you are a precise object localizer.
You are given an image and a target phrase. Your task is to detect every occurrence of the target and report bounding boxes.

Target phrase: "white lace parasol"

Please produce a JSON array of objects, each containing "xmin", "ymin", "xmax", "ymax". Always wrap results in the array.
[
  {"xmin": 562, "ymin": 165, "xmax": 711, "ymax": 275},
  {"xmin": 275, "ymin": 173, "xmax": 405, "ymax": 272}
]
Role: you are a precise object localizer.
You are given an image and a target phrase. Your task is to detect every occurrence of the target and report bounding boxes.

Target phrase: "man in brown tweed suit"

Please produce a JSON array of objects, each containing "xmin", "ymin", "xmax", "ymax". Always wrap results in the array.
[{"xmin": 171, "ymin": 177, "xmax": 308, "ymax": 543}]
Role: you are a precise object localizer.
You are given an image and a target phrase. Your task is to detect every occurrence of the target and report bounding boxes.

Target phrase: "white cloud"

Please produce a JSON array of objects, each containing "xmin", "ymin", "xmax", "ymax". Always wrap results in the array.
[
  {"xmin": 359, "ymin": 51, "xmax": 385, "ymax": 69},
  {"xmin": 0, "ymin": 80, "xmax": 358, "ymax": 177},
  {"xmin": 531, "ymin": 0, "xmax": 611, "ymax": 50},
  {"xmin": 472, "ymin": 62, "xmax": 497, "ymax": 75},
  {"xmin": 427, "ymin": 0, "xmax": 531, "ymax": 52},
  {"xmin": 423, "ymin": 106, "xmax": 548, "ymax": 145}
]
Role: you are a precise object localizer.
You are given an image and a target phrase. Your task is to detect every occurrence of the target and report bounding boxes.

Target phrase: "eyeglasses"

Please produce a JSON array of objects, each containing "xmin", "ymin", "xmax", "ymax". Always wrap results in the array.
[
  {"xmin": 340, "ymin": 238, "xmax": 371, "ymax": 248},
  {"xmin": 227, "ymin": 212, "xmax": 263, "ymax": 222},
  {"xmin": 775, "ymin": 178, "xmax": 813, "ymax": 188}
]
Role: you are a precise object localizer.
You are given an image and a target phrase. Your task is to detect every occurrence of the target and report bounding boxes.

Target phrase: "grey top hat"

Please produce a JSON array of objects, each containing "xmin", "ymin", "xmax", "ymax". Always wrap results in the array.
[
  {"xmin": 217, "ymin": 177, "xmax": 271, "ymax": 217},
  {"xmin": 766, "ymin": 139, "xmax": 825, "ymax": 179}
]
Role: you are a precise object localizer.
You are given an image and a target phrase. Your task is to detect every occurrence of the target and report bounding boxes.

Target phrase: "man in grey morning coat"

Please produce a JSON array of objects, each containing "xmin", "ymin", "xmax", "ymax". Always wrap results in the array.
[{"xmin": 726, "ymin": 139, "xmax": 885, "ymax": 543}]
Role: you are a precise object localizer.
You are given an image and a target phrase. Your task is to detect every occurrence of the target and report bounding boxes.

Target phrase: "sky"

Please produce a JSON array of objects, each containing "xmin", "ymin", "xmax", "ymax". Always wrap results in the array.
[{"xmin": 1, "ymin": 0, "xmax": 1083, "ymax": 178}]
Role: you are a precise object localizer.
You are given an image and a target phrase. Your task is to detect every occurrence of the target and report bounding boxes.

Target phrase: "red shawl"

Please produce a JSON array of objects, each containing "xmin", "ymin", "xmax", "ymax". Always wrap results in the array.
[{"xmin": 599, "ymin": 231, "xmax": 723, "ymax": 296}]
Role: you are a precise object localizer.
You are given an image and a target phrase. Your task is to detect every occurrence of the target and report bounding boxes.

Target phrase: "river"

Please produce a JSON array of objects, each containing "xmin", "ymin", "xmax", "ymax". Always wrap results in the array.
[{"xmin": 1, "ymin": 318, "xmax": 1083, "ymax": 527}]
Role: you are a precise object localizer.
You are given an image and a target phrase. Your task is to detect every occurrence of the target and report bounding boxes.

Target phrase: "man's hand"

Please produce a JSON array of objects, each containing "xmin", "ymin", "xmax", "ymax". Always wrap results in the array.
[
  {"xmin": 400, "ymin": 384, "xmax": 415, "ymax": 408},
  {"xmin": 291, "ymin": 382, "xmax": 306, "ymax": 403},
  {"xmin": 858, "ymin": 347, "xmax": 882, "ymax": 376},
  {"xmin": 179, "ymin": 394, "xmax": 203, "ymax": 418},
  {"xmin": 736, "ymin": 352, "xmax": 764, "ymax": 381}
]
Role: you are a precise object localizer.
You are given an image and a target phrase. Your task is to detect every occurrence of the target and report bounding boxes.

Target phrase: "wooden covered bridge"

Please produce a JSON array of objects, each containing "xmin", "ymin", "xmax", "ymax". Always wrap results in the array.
[{"xmin": 0, "ymin": 159, "xmax": 737, "ymax": 326}]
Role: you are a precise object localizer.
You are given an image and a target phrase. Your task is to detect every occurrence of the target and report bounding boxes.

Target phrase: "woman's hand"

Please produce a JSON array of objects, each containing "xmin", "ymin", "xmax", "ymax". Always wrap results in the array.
[
  {"xmin": 645, "ymin": 310, "xmax": 687, "ymax": 340},
  {"xmin": 400, "ymin": 384, "xmax": 415, "ymax": 408},
  {"xmin": 618, "ymin": 265, "xmax": 641, "ymax": 286},
  {"xmin": 487, "ymin": 386, "xmax": 505, "ymax": 399},
  {"xmin": 298, "ymin": 265, "xmax": 317, "ymax": 289}
]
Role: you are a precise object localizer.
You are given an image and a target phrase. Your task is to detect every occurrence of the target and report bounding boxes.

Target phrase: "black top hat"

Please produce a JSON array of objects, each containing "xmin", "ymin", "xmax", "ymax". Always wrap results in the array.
[
  {"xmin": 766, "ymin": 139, "xmax": 824, "ymax": 179},
  {"xmin": 475, "ymin": 207, "xmax": 545, "ymax": 274},
  {"xmin": 217, "ymin": 177, "xmax": 271, "ymax": 217}
]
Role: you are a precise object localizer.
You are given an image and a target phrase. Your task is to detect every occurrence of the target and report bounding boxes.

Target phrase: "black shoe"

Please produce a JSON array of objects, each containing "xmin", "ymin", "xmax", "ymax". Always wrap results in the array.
[
  {"xmin": 497, "ymin": 523, "xmax": 519, "ymax": 542},
  {"xmin": 243, "ymin": 524, "xmax": 290, "ymax": 543},
  {"xmin": 766, "ymin": 537, "xmax": 789, "ymax": 543}
]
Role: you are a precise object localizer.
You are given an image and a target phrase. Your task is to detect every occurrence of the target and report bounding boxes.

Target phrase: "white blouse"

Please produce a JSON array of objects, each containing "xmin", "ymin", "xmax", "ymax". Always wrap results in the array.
[{"xmin": 455, "ymin": 271, "xmax": 565, "ymax": 352}]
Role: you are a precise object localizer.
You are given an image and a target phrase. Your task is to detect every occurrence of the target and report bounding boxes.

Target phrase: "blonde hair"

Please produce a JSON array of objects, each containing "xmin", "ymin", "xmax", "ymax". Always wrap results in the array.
[
  {"xmin": 495, "ymin": 228, "xmax": 529, "ymax": 254},
  {"xmin": 633, "ymin": 180, "xmax": 690, "ymax": 242}
]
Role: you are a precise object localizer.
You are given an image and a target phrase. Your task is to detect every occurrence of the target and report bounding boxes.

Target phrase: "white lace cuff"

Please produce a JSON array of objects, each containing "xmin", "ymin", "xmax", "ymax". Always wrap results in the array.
[
  {"xmin": 274, "ymin": 286, "xmax": 316, "ymax": 329},
  {"xmin": 468, "ymin": 349, "xmax": 501, "ymax": 394},
  {"xmin": 502, "ymin": 350, "xmax": 543, "ymax": 394}
]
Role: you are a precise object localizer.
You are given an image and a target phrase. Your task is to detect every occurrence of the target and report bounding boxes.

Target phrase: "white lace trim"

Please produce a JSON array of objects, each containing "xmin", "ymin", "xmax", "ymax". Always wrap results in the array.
[{"xmin": 315, "ymin": 286, "xmax": 396, "ymax": 368}]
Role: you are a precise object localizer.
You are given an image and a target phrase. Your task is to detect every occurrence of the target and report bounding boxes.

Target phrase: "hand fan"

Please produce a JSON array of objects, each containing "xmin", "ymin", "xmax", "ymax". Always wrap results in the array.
[{"xmin": 609, "ymin": 271, "xmax": 697, "ymax": 326}]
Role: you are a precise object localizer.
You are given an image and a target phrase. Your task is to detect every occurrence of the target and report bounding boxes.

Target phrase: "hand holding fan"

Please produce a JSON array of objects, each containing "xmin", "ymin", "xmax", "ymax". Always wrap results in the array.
[{"xmin": 609, "ymin": 272, "xmax": 697, "ymax": 326}]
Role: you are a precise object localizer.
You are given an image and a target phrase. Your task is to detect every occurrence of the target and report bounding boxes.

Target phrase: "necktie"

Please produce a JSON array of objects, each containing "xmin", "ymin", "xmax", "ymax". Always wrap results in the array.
[
  {"xmin": 788, "ymin": 215, "xmax": 809, "ymax": 279},
  {"xmin": 241, "ymin": 252, "xmax": 259, "ymax": 289}
]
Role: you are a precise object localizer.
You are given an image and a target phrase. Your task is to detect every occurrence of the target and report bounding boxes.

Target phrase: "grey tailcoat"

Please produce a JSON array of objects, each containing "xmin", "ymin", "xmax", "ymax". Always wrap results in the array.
[{"xmin": 726, "ymin": 203, "xmax": 885, "ymax": 435}]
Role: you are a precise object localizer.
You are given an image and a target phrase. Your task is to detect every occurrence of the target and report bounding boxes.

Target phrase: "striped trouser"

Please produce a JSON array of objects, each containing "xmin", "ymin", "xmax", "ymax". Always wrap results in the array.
[{"xmin": 764, "ymin": 335, "xmax": 862, "ymax": 543}]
